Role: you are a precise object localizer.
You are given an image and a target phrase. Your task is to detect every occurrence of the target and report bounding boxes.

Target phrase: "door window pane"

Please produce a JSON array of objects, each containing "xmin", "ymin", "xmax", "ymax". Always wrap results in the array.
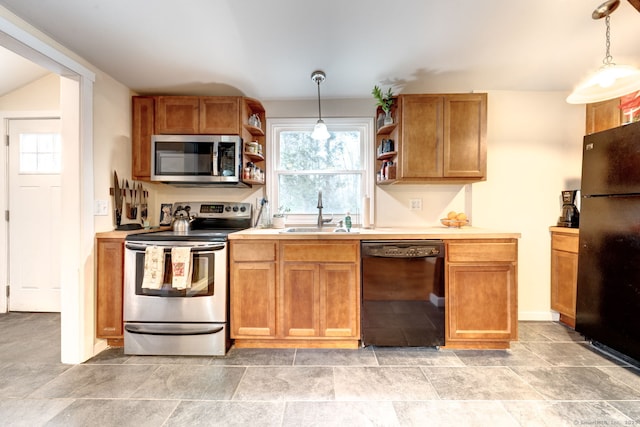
[{"xmin": 19, "ymin": 133, "xmax": 61, "ymax": 173}]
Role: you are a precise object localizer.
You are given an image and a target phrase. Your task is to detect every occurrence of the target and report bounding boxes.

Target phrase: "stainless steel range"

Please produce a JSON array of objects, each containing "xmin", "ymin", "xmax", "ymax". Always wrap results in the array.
[{"xmin": 123, "ymin": 201, "xmax": 251, "ymax": 356}]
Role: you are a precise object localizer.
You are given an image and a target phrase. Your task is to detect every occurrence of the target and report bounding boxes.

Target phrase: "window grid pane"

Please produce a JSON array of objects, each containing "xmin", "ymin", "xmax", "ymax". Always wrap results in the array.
[
  {"xmin": 273, "ymin": 120, "xmax": 368, "ymax": 218},
  {"xmin": 19, "ymin": 133, "xmax": 61, "ymax": 173}
]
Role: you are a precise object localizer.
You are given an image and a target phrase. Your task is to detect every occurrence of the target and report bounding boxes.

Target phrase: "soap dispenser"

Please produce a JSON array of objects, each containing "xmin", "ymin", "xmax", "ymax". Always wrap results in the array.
[{"xmin": 344, "ymin": 211, "xmax": 352, "ymax": 231}]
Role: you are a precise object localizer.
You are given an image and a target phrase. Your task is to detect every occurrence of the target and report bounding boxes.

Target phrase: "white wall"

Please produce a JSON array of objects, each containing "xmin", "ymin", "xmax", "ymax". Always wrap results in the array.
[{"xmin": 0, "ymin": 73, "xmax": 60, "ymax": 110}]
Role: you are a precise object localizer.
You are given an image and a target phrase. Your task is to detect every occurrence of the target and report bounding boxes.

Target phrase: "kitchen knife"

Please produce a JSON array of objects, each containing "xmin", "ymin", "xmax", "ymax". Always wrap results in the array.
[
  {"xmin": 130, "ymin": 181, "xmax": 138, "ymax": 219},
  {"xmin": 140, "ymin": 183, "xmax": 148, "ymax": 225},
  {"xmin": 125, "ymin": 180, "xmax": 133, "ymax": 219},
  {"xmin": 113, "ymin": 171, "xmax": 122, "ymax": 227}
]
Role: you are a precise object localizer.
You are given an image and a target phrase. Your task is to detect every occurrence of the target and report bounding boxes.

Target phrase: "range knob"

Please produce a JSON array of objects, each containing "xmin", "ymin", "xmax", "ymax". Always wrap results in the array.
[
  {"xmin": 240, "ymin": 206, "xmax": 246, "ymax": 212},
  {"xmin": 225, "ymin": 206, "xmax": 231, "ymax": 212},
  {"xmin": 232, "ymin": 206, "xmax": 239, "ymax": 212}
]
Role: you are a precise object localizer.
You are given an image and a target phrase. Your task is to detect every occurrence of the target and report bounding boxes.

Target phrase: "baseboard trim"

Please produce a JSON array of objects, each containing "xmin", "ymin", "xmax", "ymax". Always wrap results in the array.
[
  {"xmin": 518, "ymin": 311, "xmax": 558, "ymax": 321},
  {"xmin": 429, "ymin": 292, "xmax": 445, "ymax": 308}
]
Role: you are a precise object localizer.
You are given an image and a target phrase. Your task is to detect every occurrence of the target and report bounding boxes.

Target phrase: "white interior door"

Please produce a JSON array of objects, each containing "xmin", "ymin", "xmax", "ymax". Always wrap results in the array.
[{"xmin": 8, "ymin": 118, "xmax": 61, "ymax": 312}]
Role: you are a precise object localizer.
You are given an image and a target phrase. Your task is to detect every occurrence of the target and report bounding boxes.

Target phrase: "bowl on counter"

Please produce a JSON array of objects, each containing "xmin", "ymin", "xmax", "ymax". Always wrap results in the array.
[{"xmin": 440, "ymin": 218, "xmax": 470, "ymax": 228}]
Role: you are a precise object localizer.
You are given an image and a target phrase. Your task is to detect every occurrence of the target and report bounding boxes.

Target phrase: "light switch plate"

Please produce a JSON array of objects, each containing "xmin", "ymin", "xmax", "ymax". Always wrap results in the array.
[
  {"xmin": 94, "ymin": 199, "xmax": 109, "ymax": 216},
  {"xmin": 409, "ymin": 198, "xmax": 422, "ymax": 211}
]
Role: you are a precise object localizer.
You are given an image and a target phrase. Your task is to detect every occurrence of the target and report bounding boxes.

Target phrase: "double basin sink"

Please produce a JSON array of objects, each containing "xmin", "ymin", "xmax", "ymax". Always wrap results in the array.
[{"xmin": 280, "ymin": 227, "xmax": 359, "ymax": 234}]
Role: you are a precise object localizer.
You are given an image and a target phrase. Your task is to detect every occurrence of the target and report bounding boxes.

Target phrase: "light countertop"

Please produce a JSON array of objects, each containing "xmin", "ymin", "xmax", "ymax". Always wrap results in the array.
[
  {"xmin": 96, "ymin": 227, "xmax": 171, "ymax": 239},
  {"xmin": 228, "ymin": 226, "xmax": 521, "ymax": 240}
]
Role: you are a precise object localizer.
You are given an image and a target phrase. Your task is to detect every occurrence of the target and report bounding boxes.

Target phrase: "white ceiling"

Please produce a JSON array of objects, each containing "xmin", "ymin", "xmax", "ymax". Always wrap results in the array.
[{"xmin": 1, "ymin": 0, "xmax": 639, "ymax": 101}]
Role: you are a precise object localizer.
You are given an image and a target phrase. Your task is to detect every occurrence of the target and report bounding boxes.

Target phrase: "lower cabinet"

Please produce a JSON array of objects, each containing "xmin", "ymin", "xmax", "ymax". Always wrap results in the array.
[
  {"xmin": 230, "ymin": 237, "xmax": 518, "ymax": 349},
  {"xmin": 230, "ymin": 239, "xmax": 360, "ymax": 348},
  {"xmin": 96, "ymin": 236, "xmax": 125, "ymax": 346},
  {"xmin": 281, "ymin": 262, "xmax": 358, "ymax": 339},
  {"xmin": 444, "ymin": 239, "xmax": 518, "ymax": 349},
  {"xmin": 550, "ymin": 228, "xmax": 579, "ymax": 327},
  {"xmin": 229, "ymin": 241, "xmax": 277, "ymax": 338}
]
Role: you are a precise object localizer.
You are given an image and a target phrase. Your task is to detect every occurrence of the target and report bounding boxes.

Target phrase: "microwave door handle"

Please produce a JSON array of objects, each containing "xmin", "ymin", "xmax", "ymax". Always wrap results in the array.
[{"xmin": 212, "ymin": 143, "xmax": 219, "ymax": 176}]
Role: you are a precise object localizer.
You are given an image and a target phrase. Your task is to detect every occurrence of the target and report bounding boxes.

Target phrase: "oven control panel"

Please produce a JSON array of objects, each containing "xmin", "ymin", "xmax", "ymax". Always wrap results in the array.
[{"xmin": 173, "ymin": 201, "xmax": 252, "ymax": 219}]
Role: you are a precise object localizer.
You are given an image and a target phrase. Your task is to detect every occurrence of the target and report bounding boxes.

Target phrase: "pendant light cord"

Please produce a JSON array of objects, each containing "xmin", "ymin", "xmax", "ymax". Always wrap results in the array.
[{"xmin": 316, "ymin": 80, "xmax": 323, "ymax": 121}]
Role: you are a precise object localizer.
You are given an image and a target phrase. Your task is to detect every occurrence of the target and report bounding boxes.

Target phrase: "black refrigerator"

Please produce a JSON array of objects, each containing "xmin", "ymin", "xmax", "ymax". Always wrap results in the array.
[{"xmin": 576, "ymin": 120, "xmax": 640, "ymax": 363}]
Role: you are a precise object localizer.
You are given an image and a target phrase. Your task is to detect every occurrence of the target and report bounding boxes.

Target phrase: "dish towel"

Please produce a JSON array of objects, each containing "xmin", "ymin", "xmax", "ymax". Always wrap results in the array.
[
  {"xmin": 141, "ymin": 246, "xmax": 165, "ymax": 289},
  {"xmin": 171, "ymin": 247, "xmax": 193, "ymax": 290}
]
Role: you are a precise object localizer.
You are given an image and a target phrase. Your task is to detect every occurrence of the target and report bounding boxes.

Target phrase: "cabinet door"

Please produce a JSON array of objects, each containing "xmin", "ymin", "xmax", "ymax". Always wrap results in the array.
[
  {"xmin": 401, "ymin": 95, "xmax": 444, "ymax": 178},
  {"xmin": 446, "ymin": 262, "xmax": 517, "ymax": 342},
  {"xmin": 155, "ymin": 96, "xmax": 199, "ymax": 134},
  {"xmin": 200, "ymin": 97, "xmax": 240, "ymax": 134},
  {"xmin": 281, "ymin": 263, "xmax": 320, "ymax": 337},
  {"xmin": 132, "ymin": 96, "xmax": 154, "ymax": 180},
  {"xmin": 586, "ymin": 98, "xmax": 621, "ymax": 135},
  {"xmin": 443, "ymin": 94, "xmax": 487, "ymax": 178},
  {"xmin": 550, "ymin": 249, "xmax": 578, "ymax": 323},
  {"xmin": 230, "ymin": 261, "xmax": 277, "ymax": 338},
  {"xmin": 320, "ymin": 263, "xmax": 359, "ymax": 338},
  {"xmin": 96, "ymin": 238, "xmax": 124, "ymax": 339}
]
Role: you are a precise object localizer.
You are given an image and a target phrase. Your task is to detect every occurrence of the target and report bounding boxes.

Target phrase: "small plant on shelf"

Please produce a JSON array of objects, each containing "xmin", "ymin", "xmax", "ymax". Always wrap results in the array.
[{"xmin": 371, "ymin": 85, "xmax": 394, "ymax": 113}]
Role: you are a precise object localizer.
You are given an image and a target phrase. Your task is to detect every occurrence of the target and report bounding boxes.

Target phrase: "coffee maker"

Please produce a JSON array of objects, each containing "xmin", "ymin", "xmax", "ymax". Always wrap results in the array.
[{"xmin": 557, "ymin": 190, "xmax": 580, "ymax": 228}]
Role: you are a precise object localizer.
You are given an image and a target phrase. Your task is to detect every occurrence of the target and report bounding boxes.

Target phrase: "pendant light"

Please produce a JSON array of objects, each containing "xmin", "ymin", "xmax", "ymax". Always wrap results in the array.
[
  {"xmin": 567, "ymin": 0, "xmax": 640, "ymax": 104},
  {"xmin": 311, "ymin": 70, "xmax": 331, "ymax": 140}
]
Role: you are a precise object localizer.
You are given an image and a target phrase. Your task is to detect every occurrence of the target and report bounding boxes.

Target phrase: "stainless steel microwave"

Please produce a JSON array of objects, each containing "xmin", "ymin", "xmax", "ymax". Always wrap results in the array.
[{"xmin": 151, "ymin": 135, "xmax": 242, "ymax": 183}]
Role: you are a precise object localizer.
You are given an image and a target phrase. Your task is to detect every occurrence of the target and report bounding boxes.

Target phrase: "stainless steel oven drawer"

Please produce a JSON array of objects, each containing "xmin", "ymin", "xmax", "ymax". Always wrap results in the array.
[{"xmin": 124, "ymin": 322, "xmax": 228, "ymax": 356}]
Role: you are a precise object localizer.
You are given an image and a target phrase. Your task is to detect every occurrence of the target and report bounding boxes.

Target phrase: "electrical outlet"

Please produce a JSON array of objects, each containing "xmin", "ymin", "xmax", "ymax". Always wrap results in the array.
[
  {"xmin": 94, "ymin": 199, "xmax": 109, "ymax": 216},
  {"xmin": 409, "ymin": 198, "xmax": 422, "ymax": 211}
]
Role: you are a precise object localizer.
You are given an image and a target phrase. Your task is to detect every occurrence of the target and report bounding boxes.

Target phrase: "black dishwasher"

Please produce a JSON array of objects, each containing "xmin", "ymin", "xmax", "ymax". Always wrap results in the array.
[{"xmin": 361, "ymin": 240, "xmax": 445, "ymax": 347}]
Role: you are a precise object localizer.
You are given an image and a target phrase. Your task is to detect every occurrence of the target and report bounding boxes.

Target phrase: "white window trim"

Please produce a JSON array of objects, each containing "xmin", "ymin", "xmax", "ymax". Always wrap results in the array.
[{"xmin": 266, "ymin": 117, "xmax": 375, "ymax": 226}]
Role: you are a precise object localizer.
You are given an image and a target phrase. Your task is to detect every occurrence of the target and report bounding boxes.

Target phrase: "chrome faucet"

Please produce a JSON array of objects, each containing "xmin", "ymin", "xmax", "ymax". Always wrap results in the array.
[{"xmin": 316, "ymin": 190, "xmax": 332, "ymax": 228}]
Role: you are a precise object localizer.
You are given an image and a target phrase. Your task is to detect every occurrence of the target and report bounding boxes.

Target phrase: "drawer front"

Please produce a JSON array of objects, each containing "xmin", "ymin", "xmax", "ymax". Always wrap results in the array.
[
  {"xmin": 447, "ymin": 242, "xmax": 517, "ymax": 263},
  {"xmin": 551, "ymin": 233, "xmax": 579, "ymax": 253},
  {"xmin": 231, "ymin": 241, "xmax": 277, "ymax": 262},
  {"xmin": 282, "ymin": 242, "xmax": 359, "ymax": 263}
]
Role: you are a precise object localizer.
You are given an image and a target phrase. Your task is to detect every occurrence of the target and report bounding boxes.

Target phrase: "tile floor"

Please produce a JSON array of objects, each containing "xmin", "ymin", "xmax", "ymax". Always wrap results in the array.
[{"xmin": 0, "ymin": 312, "xmax": 639, "ymax": 426}]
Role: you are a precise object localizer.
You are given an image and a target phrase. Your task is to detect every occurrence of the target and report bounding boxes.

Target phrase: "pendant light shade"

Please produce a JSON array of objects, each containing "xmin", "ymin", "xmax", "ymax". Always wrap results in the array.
[
  {"xmin": 311, "ymin": 70, "xmax": 331, "ymax": 140},
  {"xmin": 567, "ymin": 65, "xmax": 640, "ymax": 104},
  {"xmin": 567, "ymin": 0, "xmax": 640, "ymax": 104}
]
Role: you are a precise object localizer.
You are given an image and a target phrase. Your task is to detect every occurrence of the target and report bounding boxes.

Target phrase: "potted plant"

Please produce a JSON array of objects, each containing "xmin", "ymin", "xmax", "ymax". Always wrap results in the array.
[
  {"xmin": 372, "ymin": 85, "xmax": 395, "ymax": 125},
  {"xmin": 272, "ymin": 206, "xmax": 290, "ymax": 229}
]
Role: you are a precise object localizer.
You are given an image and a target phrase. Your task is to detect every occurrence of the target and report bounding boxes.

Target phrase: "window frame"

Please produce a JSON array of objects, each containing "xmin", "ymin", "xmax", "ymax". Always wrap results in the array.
[{"xmin": 266, "ymin": 117, "xmax": 374, "ymax": 226}]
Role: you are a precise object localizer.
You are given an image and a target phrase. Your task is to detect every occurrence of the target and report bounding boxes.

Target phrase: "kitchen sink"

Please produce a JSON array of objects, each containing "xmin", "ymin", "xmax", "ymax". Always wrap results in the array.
[{"xmin": 280, "ymin": 227, "xmax": 359, "ymax": 234}]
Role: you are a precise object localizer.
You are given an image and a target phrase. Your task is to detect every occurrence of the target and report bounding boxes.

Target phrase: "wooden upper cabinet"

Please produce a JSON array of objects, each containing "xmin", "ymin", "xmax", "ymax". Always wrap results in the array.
[
  {"xmin": 155, "ymin": 96, "xmax": 241, "ymax": 134},
  {"xmin": 377, "ymin": 93, "xmax": 487, "ymax": 184},
  {"xmin": 132, "ymin": 95, "xmax": 266, "ymax": 182},
  {"xmin": 155, "ymin": 96, "xmax": 200, "ymax": 134},
  {"xmin": 444, "ymin": 94, "xmax": 487, "ymax": 178},
  {"xmin": 132, "ymin": 96, "xmax": 154, "ymax": 180},
  {"xmin": 401, "ymin": 95, "xmax": 444, "ymax": 178},
  {"xmin": 200, "ymin": 96, "xmax": 240, "ymax": 134},
  {"xmin": 585, "ymin": 98, "xmax": 622, "ymax": 135}
]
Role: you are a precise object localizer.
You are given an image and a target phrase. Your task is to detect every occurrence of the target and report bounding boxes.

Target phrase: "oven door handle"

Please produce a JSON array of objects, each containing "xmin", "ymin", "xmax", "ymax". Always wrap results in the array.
[
  {"xmin": 124, "ymin": 242, "xmax": 226, "ymax": 252},
  {"xmin": 124, "ymin": 323, "xmax": 224, "ymax": 336}
]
